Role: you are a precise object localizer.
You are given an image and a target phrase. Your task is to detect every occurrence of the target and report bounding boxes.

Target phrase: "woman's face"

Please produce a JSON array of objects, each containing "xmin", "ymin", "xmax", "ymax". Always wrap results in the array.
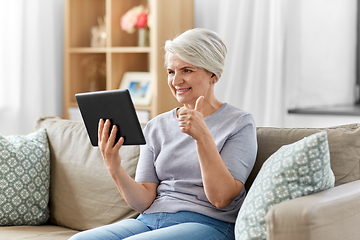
[{"xmin": 166, "ymin": 53, "xmax": 215, "ymax": 108}]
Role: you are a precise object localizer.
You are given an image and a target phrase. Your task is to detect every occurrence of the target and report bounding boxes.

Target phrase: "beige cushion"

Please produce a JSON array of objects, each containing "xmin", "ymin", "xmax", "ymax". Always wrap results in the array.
[
  {"xmin": 34, "ymin": 117, "xmax": 139, "ymax": 231},
  {"xmin": 246, "ymin": 123, "xmax": 360, "ymax": 190},
  {"xmin": 0, "ymin": 225, "xmax": 78, "ymax": 239}
]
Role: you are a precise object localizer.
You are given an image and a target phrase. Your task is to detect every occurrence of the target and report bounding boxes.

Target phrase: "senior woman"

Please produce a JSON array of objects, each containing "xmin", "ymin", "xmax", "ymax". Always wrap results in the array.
[{"xmin": 70, "ymin": 28, "xmax": 257, "ymax": 240}]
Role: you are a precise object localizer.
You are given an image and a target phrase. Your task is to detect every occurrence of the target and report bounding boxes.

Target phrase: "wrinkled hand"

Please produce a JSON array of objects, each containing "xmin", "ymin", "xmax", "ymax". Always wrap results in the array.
[
  {"xmin": 178, "ymin": 96, "xmax": 208, "ymax": 140},
  {"xmin": 98, "ymin": 119, "xmax": 124, "ymax": 173}
]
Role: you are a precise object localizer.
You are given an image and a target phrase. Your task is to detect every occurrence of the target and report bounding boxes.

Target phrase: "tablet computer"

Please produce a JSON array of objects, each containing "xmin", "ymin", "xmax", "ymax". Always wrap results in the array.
[{"xmin": 75, "ymin": 89, "xmax": 146, "ymax": 146}]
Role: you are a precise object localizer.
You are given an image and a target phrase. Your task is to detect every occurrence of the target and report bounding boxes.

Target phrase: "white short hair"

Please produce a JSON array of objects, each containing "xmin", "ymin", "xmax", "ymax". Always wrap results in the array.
[{"xmin": 164, "ymin": 28, "xmax": 227, "ymax": 79}]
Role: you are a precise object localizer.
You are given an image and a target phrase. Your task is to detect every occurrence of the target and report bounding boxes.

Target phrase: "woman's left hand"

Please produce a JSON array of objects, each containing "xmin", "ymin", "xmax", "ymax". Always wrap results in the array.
[
  {"xmin": 179, "ymin": 96, "xmax": 243, "ymax": 208},
  {"xmin": 178, "ymin": 96, "xmax": 209, "ymax": 140}
]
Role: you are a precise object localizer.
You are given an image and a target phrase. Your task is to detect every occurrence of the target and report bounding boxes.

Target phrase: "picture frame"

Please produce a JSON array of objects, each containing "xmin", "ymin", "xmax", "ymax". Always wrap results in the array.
[{"xmin": 119, "ymin": 72, "xmax": 152, "ymax": 106}]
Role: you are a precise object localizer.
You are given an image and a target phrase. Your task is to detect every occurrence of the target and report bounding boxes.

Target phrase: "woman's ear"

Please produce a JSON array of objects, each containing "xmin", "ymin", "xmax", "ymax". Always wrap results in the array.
[{"xmin": 210, "ymin": 73, "xmax": 218, "ymax": 84}]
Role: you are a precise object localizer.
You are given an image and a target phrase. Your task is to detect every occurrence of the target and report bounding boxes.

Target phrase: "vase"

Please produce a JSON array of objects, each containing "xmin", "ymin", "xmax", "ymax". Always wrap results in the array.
[
  {"xmin": 138, "ymin": 28, "xmax": 149, "ymax": 47},
  {"xmin": 90, "ymin": 26, "xmax": 107, "ymax": 47}
]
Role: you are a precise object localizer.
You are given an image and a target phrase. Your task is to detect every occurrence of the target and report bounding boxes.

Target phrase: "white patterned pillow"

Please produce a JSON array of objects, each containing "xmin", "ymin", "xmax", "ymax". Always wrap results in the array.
[
  {"xmin": 0, "ymin": 129, "xmax": 50, "ymax": 226},
  {"xmin": 235, "ymin": 131, "xmax": 335, "ymax": 240}
]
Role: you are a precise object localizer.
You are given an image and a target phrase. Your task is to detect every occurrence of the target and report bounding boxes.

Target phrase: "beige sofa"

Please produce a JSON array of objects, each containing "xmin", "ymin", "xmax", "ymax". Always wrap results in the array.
[{"xmin": 1, "ymin": 116, "xmax": 360, "ymax": 240}]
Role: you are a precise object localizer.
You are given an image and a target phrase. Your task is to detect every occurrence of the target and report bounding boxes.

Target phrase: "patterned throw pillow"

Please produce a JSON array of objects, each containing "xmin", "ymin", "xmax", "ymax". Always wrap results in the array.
[
  {"xmin": 235, "ymin": 131, "xmax": 335, "ymax": 240},
  {"xmin": 0, "ymin": 129, "xmax": 50, "ymax": 226}
]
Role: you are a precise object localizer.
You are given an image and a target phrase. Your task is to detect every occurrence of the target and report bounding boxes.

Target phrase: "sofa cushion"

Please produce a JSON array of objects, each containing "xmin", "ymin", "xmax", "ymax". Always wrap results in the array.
[
  {"xmin": 34, "ymin": 117, "xmax": 140, "ymax": 231},
  {"xmin": 245, "ymin": 123, "xmax": 360, "ymax": 190},
  {"xmin": 0, "ymin": 129, "xmax": 50, "ymax": 226},
  {"xmin": 235, "ymin": 132, "xmax": 335, "ymax": 240},
  {"xmin": 0, "ymin": 225, "xmax": 78, "ymax": 239}
]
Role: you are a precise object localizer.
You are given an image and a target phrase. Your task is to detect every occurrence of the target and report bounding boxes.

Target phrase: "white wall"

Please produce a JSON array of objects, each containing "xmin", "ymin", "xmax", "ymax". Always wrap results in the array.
[
  {"xmin": 285, "ymin": 114, "xmax": 360, "ymax": 128},
  {"xmin": 194, "ymin": 0, "xmax": 359, "ymax": 128},
  {"xmin": 0, "ymin": 0, "xmax": 64, "ymax": 135},
  {"xmin": 284, "ymin": 0, "xmax": 359, "ymax": 127}
]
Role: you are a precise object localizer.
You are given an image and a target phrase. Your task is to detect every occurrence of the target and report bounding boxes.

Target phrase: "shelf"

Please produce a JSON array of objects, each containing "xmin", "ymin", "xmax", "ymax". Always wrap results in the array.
[
  {"xmin": 69, "ymin": 47, "xmax": 107, "ymax": 53},
  {"xmin": 69, "ymin": 47, "xmax": 151, "ymax": 53},
  {"xmin": 63, "ymin": 0, "xmax": 194, "ymax": 120},
  {"xmin": 69, "ymin": 102, "xmax": 78, "ymax": 108},
  {"xmin": 111, "ymin": 47, "xmax": 151, "ymax": 53},
  {"xmin": 70, "ymin": 100, "xmax": 152, "ymax": 112},
  {"xmin": 135, "ymin": 105, "xmax": 152, "ymax": 111},
  {"xmin": 288, "ymin": 104, "xmax": 360, "ymax": 116}
]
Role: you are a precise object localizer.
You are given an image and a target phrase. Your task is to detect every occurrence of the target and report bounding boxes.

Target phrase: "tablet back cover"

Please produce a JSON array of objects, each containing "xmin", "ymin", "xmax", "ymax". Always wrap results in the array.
[{"xmin": 75, "ymin": 89, "xmax": 146, "ymax": 146}]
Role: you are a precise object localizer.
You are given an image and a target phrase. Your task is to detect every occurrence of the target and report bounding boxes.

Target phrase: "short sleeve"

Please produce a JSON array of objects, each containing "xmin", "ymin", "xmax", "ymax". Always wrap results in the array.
[
  {"xmin": 220, "ymin": 114, "xmax": 258, "ymax": 184},
  {"xmin": 134, "ymin": 130, "xmax": 160, "ymax": 183}
]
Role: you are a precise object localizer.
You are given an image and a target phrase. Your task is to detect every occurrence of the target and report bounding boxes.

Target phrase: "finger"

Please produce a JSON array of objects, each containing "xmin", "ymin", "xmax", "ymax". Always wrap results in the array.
[
  {"xmin": 178, "ymin": 114, "xmax": 187, "ymax": 122},
  {"xmin": 102, "ymin": 119, "xmax": 111, "ymax": 142},
  {"xmin": 114, "ymin": 136, "xmax": 125, "ymax": 150},
  {"xmin": 107, "ymin": 124, "xmax": 118, "ymax": 148},
  {"xmin": 178, "ymin": 120, "xmax": 186, "ymax": 128},
  {"xmin": 178, "ymin": 108, "xmax": 188, "ymax": 116},
  {"xmin": 195, "ymin": 96, "xmax": 204, "ymax": 112},
  {"xmin": 98, "ymin": 119, "xmax": 104, "ymax": 143},
  {"xmin": 179, "ymin": 125, "xmax": 186, "ymax": 132}
]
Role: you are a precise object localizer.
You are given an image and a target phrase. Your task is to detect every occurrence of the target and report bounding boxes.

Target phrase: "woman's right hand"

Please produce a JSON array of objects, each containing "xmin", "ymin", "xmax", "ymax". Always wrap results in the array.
[
  {"xmin": 98, "ymin": 119, "xmax": 157, "ymax": 213},
  {"xmin": 98, "ymin": 119, "xmax": 124, "ymax": 175}
]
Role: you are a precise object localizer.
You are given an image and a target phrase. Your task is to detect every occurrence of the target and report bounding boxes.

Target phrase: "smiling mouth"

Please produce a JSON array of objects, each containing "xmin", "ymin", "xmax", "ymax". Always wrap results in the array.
[{"xmin": 177, "ymin": 87, "xmax": 191, "ymax": 94}]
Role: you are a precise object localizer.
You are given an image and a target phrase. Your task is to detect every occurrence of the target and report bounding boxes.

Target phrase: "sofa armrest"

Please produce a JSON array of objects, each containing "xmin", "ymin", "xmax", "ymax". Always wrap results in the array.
[{"xmin": 265, "ymin": 180, "xmax": 360, "ymax": 240}]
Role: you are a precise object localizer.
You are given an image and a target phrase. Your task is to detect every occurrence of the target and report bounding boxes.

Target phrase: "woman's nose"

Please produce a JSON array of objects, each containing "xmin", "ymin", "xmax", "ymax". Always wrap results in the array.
[{"xmin": 173, "ymin": 72, "xmax": 183, "ymax": 86}]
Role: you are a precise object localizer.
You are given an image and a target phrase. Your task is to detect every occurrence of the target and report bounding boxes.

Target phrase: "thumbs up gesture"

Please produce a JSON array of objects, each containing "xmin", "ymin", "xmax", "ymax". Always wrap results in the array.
[
  {"xmin": 194, "ymin": 95, "xmax": 204, "ymax": 112},
  {"xmin": 178, "ymin": 96, "xmax": 207, "ymax": 140}
]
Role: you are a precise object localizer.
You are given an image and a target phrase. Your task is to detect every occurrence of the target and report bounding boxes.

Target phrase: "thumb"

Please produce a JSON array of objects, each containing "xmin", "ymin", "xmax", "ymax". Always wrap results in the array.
[{"xmin": 195, "ymin": 96, "xmax": 204, "ymax": 112}]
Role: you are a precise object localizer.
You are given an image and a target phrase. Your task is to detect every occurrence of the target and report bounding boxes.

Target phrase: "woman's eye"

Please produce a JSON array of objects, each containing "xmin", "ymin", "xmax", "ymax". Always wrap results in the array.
[
  {"xmin": 168, "ymin": 70, "xmax": 174, "ymax": 75},
  {"xmin": 184, "ymin": 69, "xmax": 192, "ymax": 73}
]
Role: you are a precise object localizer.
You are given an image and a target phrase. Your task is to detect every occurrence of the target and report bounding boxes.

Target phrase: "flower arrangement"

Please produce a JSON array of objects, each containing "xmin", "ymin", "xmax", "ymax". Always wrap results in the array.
[{"xmin": 120, "ymin": 5, "xmax": 149, "ymax": 34}]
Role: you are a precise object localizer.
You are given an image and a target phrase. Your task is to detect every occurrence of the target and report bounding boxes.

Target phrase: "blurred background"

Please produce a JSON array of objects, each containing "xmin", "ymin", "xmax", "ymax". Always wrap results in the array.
[{"xmin": 0, "ymin": 0, "xmax": 359, "ymax": 135}]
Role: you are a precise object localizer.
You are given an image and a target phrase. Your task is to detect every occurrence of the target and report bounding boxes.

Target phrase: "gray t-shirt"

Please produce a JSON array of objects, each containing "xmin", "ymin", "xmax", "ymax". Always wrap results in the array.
[{"xmin": 135, "ymin": 103, "xmax": 257, "ymax": 223}]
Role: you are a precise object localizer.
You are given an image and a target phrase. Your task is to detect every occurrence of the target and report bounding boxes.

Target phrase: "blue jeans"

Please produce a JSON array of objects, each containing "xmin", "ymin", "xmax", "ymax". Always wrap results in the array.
[{"xmin": 69, "ymin": 211, "xmax": 235, "ymax": 240}]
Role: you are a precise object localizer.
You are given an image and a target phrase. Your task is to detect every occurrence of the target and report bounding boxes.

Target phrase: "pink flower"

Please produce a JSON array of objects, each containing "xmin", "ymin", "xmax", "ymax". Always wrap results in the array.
[
  {"xmin": 135, "ymin": 12, "xmax": 148, "ymax": 28},
  {"xmin": 120, "ymin": 5, "xmax": 149, "ymax": 34}
]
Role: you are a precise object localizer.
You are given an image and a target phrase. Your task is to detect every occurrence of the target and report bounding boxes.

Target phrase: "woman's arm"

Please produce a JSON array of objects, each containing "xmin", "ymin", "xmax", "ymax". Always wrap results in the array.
[
  {"xmin": 178, "ymin": 98, "xmax": 243, "ymax": 209},
  {"xmin": 98, "ymin": 119, "xmax": 157, "ymax": 213},
  {"xmin": 195, "ymin": 134, "xmax": 243, "ymax": 209}
]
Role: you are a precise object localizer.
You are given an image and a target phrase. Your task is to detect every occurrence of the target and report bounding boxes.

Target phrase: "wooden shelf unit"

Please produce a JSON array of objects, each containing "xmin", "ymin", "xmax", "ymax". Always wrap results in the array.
[{"xmin": 63, "ymin": 0, "xmax": 194, "ymax": 119}]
